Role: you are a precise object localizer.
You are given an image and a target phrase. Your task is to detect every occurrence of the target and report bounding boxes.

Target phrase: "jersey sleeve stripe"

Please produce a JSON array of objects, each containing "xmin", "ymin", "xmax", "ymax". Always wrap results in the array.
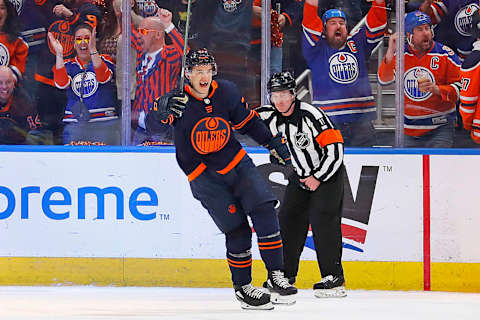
[
  {"xmin": 232, "ymin": 110, "xmax": 255, "ymax": 130},
  {"xmin": 460, "ymin": 95, "xmax": 479, "ymax": 102},
  {"xmin": 187, "ymin": 162, "xmax": 207, "ymax": 182}
]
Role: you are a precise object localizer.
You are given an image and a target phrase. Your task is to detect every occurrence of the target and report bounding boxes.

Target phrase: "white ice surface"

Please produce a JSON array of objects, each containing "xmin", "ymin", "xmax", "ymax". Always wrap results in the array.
[{"xmin": 0, "ymin": 287, "xmax": 479, "ymax": 320}]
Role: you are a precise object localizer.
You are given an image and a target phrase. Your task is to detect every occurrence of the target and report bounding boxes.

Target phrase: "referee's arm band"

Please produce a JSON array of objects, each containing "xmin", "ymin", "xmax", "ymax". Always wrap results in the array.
[{"xmin": 315, "ymin": 129, "xmax": 344, "ymax": 147}]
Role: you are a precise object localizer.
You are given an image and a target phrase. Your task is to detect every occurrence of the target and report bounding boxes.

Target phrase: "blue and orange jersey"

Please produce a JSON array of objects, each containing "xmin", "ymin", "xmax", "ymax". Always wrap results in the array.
[
  {"xmin": 422, "ymin": 0, "xmax": 479, "ymax": 59},
  {"xmin": 169, "ymin": 79, "xmax": 273, "ymax": 181},
  {"xmin": 301, "ymin": 0, "xmax": 386, "ymax": 124},
  {"xmin": 378, "ymin": 41, "xmax": 461, "ymax": 137},
  {"xmin": 0, "ymin": 33, "xmax": 29, "ymax": 82},
  {"xmin": 131, "ymin": 23, "xmax": 185, "ymax": 116},
  {"xmin": 53, "ymin": 54, "xmax": 118, "ymax": 123},
  {"xmin": 459, "ymin": 40, "xmax": 480, "ymax": 143}
]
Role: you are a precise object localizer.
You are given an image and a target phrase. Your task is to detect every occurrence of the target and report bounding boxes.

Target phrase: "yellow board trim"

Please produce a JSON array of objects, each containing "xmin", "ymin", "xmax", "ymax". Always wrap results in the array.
[{"xmin": 0, "ymin": 258, "xmax": 478, "ymax": 292}]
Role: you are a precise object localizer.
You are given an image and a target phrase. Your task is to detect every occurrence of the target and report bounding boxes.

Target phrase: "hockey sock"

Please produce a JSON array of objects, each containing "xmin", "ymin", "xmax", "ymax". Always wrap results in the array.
[
  {"xmin": 250, "ymin": 201, "xmax": 283, "ymax": 271},
  {"xmin": 226, "ymin": 223, "xmax": 253, "ymax": 286}
]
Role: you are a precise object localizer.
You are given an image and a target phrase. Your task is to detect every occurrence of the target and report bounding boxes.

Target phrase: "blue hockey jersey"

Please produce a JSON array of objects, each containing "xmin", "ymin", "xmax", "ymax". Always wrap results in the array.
[
  {"xmin": 428, "ymin": 0, "xmax": 479, "ymax": 59},
  {"xmin": 302, "ymin": 0, "xmax": 386, "ymax": 124},
  {"xmin": 53, "ymin": 55, "xmax": 118, "ymax": 123}
]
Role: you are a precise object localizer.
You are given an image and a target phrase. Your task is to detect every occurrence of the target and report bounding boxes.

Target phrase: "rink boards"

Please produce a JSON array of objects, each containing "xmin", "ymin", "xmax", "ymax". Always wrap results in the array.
[{"xmin": 0, "ymin": 147, "xmax": 479, "ymax": 292}]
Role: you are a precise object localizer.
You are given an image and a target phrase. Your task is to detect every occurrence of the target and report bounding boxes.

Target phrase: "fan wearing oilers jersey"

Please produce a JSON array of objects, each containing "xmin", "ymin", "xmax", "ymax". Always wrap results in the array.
[
  {"xmin": 418, "ymin": 0, "xmax": 479, "ymax": 60},
  {"xmin": 459, "ymin": 9, "xmax": 480, "ymax": 146},
  {"xmin": 49, "ymin": 23, "xmax": 120, "ymax": 145},
  {"xmin": 147, "ymin": 49, "xmax": 297, "ymax": 310},
  {"xmin": 378, "ymin": 11, "xmax": 462, "ymax": 148},
  {"xmin": 257, "ymin": 71, "xmax": 346, "ymax": 298},
  {"xmin": 302, "ymin": 0, "xmax": 387, "ymax": 147}
]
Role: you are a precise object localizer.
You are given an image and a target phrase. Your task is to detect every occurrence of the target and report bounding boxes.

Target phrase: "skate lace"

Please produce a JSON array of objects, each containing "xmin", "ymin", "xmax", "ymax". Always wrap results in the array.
[
  {"xmin": 271, "ymin": 270, "xmax": 291, "ymax": 289},
  {"xmin": 242, "ymin": 284, "xmax": 264, "ymax": 299},
  {"xmin": 319, "ymin": 275, "xmax": 334, "ymax": 284}
]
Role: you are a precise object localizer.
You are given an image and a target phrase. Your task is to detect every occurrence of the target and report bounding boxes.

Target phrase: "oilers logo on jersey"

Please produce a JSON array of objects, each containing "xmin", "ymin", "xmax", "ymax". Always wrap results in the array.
[
  {"xmin": 455, "ymin": 3, "xmax": 480, "ymax": 36},
  {"xmin": 328, "ymin": 52, "xmax": 359, "ymax": 84},
  {"xmin": 404, "ymin": 67, "xmax": 435, "ymax": 102},
  {"xmin": 191, "ymin": 117, "xmax": 231, "ymax": 154},
  {"xmin": 0, "ymin": 43, "xmax": 10, "ymax": 66},
  {"xmin": 294, "ymin": 132, "xmax": 311, "ymax": 149},
  {"xmin": 72, "ymin": 72, "xmax": 98, "ymax": 98},
  {"xmin": 137, "ymin": 0, "xmax": 158, "ymax": 17}
]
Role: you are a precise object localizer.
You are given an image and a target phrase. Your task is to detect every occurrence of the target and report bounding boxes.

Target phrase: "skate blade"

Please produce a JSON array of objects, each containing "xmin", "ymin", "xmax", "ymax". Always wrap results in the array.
[
  {"xmin": 240, "ymin": 301, "xmax": 274, "ymax": 310},
  {"xmin": 313, "ymin": 286, "xmax": 347, "ymax": 298},
  {"xmin": 270, "ymin": 292, "xmax": 297, "ymax": 305}
]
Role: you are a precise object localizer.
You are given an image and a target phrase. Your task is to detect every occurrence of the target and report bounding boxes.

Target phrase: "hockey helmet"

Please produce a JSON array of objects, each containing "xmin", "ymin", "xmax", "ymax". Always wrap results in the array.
[
  {"xmin": 405, "ymin": 11, "xmax": 432, "ymax": 34},
  {"xmin": 185, "ymin": 48, "xmax": 217, "ymax": 76},
  {"xmin": 268, "ymin": 71, "xmax": 296, "ymax": 93},
  {"xmin": 322, "ymin": 9, "xmax": 347, "ymax": 26}
]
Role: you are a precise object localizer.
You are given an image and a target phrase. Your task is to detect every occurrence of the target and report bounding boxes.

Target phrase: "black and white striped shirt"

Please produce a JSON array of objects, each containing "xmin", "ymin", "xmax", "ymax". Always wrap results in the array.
[{"xmin": 258, "ymin": 100, "xmax": 344, "ymax": 182}]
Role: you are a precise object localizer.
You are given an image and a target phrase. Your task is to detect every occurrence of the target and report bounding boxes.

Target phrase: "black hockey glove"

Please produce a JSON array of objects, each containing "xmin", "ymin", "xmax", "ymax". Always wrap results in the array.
[
  {"xmin": 266, "ymin": 134, "xmax": 291, "ymax": 165},
  {"xmin": 151, "ymin": 92, "xmax": 188, "ymax": 121}
]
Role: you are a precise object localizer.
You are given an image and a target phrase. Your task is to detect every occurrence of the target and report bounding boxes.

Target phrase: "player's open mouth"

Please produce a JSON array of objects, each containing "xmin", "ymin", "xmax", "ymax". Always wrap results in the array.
[{"xmin": 200, "ymin": 81, "xmax": 208, "ymax": 88}]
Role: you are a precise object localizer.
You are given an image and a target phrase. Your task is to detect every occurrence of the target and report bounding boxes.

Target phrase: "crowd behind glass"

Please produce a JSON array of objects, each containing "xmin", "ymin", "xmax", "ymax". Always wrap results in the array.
[{"xmin": 1, "ymin": 0, "xmax": 478, "ymax": 148}]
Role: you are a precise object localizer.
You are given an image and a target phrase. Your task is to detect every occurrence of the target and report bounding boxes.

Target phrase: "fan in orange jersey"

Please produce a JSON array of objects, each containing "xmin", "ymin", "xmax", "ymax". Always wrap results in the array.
[
  {"xmin": 459, "ymin": 9, "xmax": 480, "ymax": 146},
  {"xmin": 0, "ymin": 0, "xmax": 28, "ymax": 83},
  {"xmin": 378, "ymin": 11, "xmax": 462, "ymax": 148}
]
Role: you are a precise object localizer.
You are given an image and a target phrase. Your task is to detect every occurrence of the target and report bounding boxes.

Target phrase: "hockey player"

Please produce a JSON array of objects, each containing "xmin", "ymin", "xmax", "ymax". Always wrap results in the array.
[
  {"xmin": 459, "ymin": 10, "xmax": 480, "ymax": 145},
  {"xmin": 302, "ymin": 0, "xmax": 387, "ymax": 147},
  {"xmin": 378, "ymin": 11, "xmax": 462, "ymax": 147},
  {"xmin": 148, "ymin": 49, "xmax": 297, "ymax": 310},
  {"xmin": 258, "ymin": 71, "xmax": 346, "ymax": 298}
]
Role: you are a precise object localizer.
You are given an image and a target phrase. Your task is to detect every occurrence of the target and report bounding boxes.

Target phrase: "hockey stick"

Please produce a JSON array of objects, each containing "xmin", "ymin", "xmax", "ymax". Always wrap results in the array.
[{"xmin": 178, "ymin": 0, "xmax": 192, "ymax": 94}]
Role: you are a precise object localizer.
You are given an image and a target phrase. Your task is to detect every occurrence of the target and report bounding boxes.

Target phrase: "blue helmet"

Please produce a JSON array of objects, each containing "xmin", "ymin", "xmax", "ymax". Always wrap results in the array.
[
  {"xmin": 405, "ymin": 11, "xmax": 432, "ymax": 34},
  {"xmin": 322, "ymin": 9, "xmax": 347, "ymax": 26}
]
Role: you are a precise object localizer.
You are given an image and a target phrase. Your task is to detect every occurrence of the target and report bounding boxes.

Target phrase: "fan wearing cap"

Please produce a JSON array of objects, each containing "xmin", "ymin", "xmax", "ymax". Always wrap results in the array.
[
  {"xmin": 302, "ymin": 0, "xmax": 386, "ymax": 147},
  {"xmin": 257, "ymin": 71, "xmax": 346, "ymax": 298},
  {"xmin": 378, "ymin": 11, "xmax": 462, "ymax": 148},
  {"xmin": 459, "ymin": 9, "xmax": 480, "ymax": 146}
]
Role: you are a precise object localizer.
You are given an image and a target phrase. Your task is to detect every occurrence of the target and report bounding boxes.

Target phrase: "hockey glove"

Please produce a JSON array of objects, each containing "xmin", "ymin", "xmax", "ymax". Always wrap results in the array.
[
  {"xmin": 266, "ymin": 134, "xmax": 291, "ymax": 165},
  {"xmin": 151, "ymin": 92, "xmax": 188, "ymax": 121}
]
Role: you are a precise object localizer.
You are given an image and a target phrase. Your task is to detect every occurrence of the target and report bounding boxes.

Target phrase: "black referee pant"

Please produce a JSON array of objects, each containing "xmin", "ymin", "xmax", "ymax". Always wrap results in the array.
[{"xmin": 279, "ymin": 165, "xmax": 345, "ymax": 280}]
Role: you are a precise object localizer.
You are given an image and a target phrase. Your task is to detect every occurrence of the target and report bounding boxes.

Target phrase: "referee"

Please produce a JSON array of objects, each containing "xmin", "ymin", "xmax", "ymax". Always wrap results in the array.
[{"xmin": 258, "ymin": 71, "xmax": 346, "ymax": 298}]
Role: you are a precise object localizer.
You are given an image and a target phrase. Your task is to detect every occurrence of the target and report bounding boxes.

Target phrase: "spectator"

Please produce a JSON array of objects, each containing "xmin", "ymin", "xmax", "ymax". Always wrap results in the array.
[
  {"xmin": 0, "ymin": 0, "xmax": 28, "ymax": 83},
  {"xmin": 258, "ymin": 71, "xmax": 346, "ymax": 298},
  {"xmin": 419, "ymin": 0, "xmax": 478, "ymax": 60},
  {"xmin": 378, "ymin": 11, "xmax": 461, "ymax": 148},
  {"xmin": 417, "ymin": 0, "xmax": 479, "ymax": 148},
  {"xmin": 458, "ymin": 10, "xmax": 480, "ymax": 147},
  {"xmin": 160, "ymin": 0, "xmax": 215, "ymax": 51},
  {"xmin": 49, "ymin": 24, "xmax": 120, "ymax": 145},
  {"xmin": 21, "ymin": 1, "xmax": 103, "ymax": 145},
  {"xmin": 130, "ymin": 8, "xmax": 184, "ymax": 145},
  {"xmin": 0, "ymin": 66, "xmax": 40, "ymax": 144},
  {"xmin": 302, "ymin": 0, "xmax": 386, "ymax": 147}
]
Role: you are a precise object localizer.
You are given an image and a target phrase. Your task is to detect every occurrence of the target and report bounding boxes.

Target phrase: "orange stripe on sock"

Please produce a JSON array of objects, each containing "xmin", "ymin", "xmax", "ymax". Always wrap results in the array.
[
  {"xmin": 259, "ymin": 244, "xmax": 283, "ymax": 250},
  {"xmin": 258, "ymin": 240, "xmax": 282, "ymax": 246}
]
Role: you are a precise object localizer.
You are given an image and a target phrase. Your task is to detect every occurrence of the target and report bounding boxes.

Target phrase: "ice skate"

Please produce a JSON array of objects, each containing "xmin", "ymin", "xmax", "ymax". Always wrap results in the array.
[
  {"xmin": 313, "ymin": 275, "xmax": 347, "ymax": 298},
  {"xmin": 234, "ymin": 283, "xmax": 274, "ymax": 310},
  {"xmin": 263, "ymin": 270, "xmax": 298, "ymax": 305}
]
